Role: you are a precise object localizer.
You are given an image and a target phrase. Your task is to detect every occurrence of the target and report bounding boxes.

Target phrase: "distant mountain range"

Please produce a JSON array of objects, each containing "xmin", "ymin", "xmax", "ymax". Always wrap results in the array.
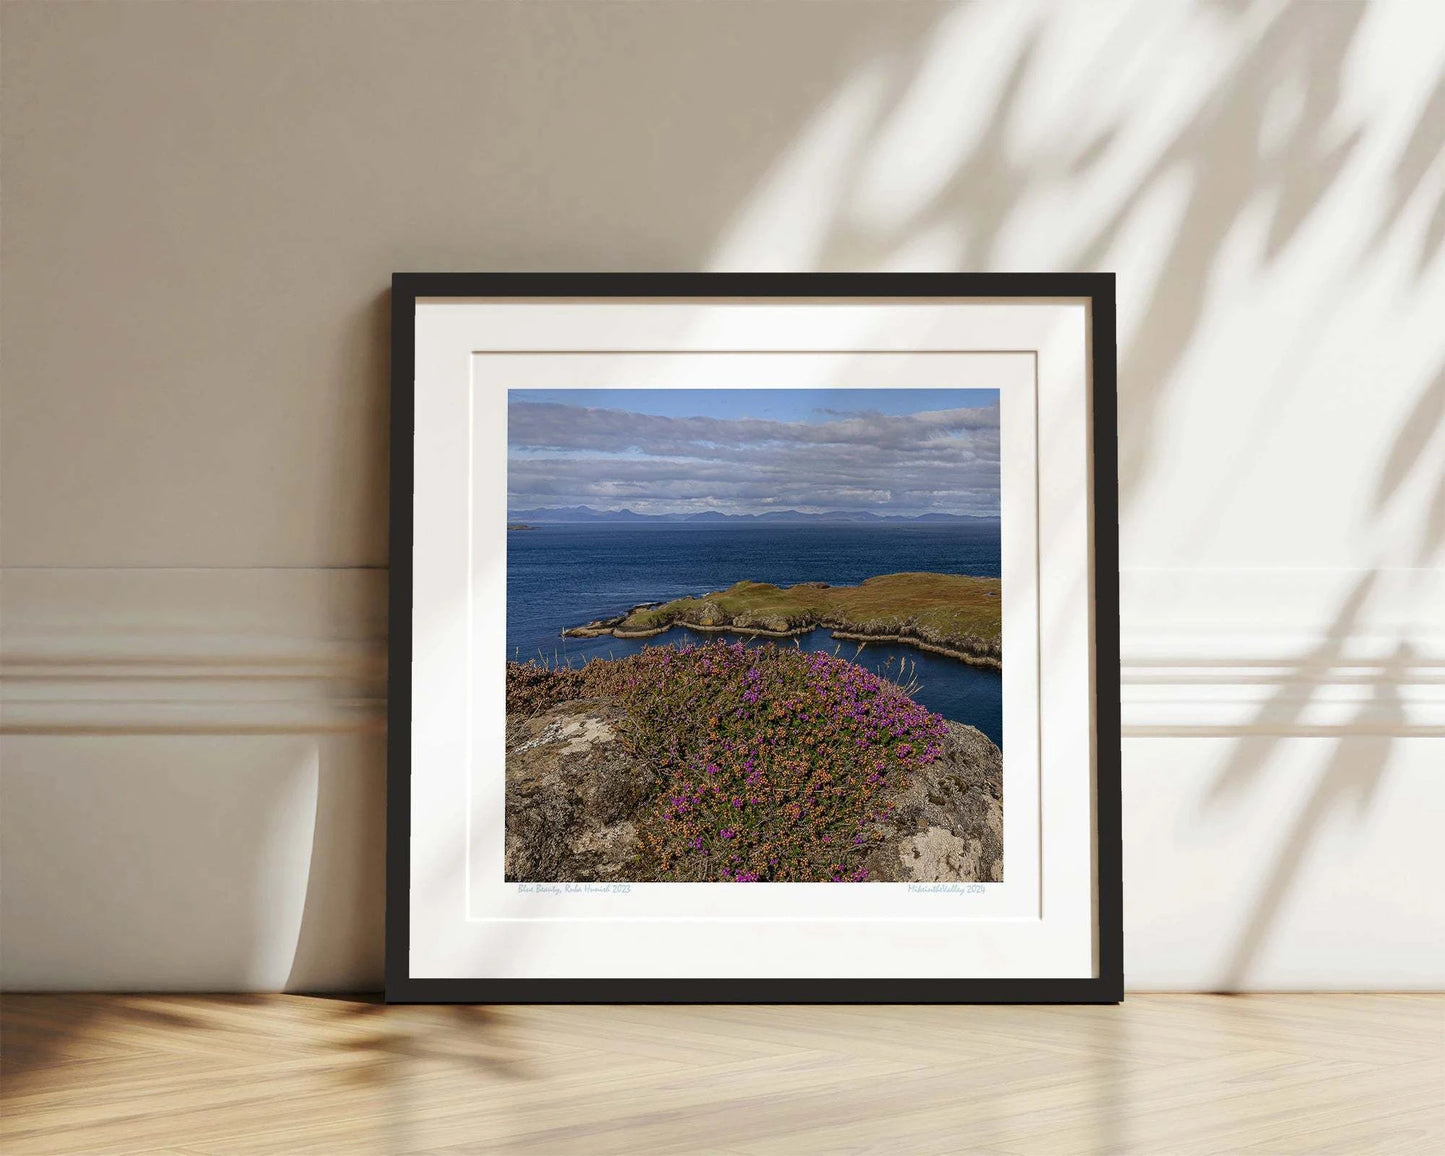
[{"xmin": 507, "ymin": 506, "xmax": 1000, "ymax": 525}]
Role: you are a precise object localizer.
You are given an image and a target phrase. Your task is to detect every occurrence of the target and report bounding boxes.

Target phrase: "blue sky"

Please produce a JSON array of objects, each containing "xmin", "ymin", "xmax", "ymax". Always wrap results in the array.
[{"xmin": 507, "ymin": 388, "xmax": 1001, "ymax": 517}]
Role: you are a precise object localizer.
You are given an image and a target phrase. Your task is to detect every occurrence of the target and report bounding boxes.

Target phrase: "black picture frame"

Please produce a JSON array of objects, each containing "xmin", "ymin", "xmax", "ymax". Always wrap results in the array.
[{"xmin": 387, "ymin": 273, "xmax": 1121, "ymax": 1004}]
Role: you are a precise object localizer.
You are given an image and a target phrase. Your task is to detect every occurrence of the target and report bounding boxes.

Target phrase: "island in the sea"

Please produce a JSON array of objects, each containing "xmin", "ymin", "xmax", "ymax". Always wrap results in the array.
[
  {"xmin": 562, "ymin": 571, "xmax": 1001, "ymax": 669},
  {"xmin": 506, "ymin": 523, "xmax": 535, "ymax": 531}
]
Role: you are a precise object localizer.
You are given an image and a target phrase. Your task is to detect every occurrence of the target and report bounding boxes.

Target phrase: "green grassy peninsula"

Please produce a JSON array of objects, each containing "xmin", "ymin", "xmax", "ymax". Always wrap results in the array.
[{"xmin": 563, "ymin": 572, "xmax": 1001, "ymax": 669}]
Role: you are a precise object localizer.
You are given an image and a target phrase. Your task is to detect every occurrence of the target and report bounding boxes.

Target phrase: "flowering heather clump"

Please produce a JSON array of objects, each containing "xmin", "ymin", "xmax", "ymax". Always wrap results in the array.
[{"xmin": 506, "ymin": 641, "xmax": 950, "ymax": 882}]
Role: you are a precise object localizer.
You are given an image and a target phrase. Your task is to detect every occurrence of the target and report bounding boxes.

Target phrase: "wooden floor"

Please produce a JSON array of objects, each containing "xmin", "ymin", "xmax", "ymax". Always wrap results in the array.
[{"xmin": 1, "ymin": 995, "xmax": 1441, "ymax": 1155}]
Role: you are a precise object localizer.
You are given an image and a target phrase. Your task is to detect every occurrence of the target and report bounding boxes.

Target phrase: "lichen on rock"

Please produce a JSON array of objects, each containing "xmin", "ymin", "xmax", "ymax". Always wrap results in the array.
[
  {"xmin": 504, "ymin": 698, "xmax": 659, "ymax": 882},
  {"xmin": 861, "ymin": 720, "xmax": 1003, "ymax": 882}
]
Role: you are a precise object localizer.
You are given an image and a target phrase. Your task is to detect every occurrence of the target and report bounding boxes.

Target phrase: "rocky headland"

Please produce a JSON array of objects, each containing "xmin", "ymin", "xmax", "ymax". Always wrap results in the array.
[{"xmin": 505, "ymin": 641, "xmax": 1002, "ymax": 884}]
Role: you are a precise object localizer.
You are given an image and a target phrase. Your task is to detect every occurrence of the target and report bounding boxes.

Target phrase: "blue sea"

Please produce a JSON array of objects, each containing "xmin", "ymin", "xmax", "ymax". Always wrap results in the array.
[{"xmin": 506, "ymin": 523, "xmax": 1003, "ymax": 747}]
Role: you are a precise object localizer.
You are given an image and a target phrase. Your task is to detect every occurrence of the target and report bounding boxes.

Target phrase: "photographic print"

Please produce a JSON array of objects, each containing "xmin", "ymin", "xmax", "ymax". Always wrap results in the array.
[
  {"xmin": 504, "ymin": 387, "xmax": 1004, "ymax": 885},
  {"xmin": 390, "ymin": 274, "xmax": 1120, "ymax": 1002}
]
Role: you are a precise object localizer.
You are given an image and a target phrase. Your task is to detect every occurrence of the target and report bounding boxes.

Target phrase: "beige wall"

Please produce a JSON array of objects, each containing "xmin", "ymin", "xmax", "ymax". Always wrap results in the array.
[{"xmin": 3, "ymin": 1, "xmax": 1442, "ymax": 990}]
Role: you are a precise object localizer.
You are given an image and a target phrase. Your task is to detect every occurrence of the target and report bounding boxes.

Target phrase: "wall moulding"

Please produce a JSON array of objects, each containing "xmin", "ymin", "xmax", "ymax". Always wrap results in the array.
[
  {"xmin": 1, "ymin": 567, "xmax": 387, "ymax": 734},
  {"xmin": 1118, "ymin": 566, "xmax": 1444, "ymax": 736}
]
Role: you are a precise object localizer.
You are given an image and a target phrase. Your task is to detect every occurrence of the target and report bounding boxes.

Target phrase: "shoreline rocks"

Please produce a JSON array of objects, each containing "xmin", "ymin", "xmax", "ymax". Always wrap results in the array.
[{"xmin": 565, "ymin": 613, "xmax": 1001, "ymax": 669}]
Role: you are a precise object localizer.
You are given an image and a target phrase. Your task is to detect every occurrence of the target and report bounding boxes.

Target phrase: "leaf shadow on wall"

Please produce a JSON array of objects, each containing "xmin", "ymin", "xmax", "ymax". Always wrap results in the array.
[{"xmin": 705, "ymin": 0, "xmax": 1445, "ymax": 990}]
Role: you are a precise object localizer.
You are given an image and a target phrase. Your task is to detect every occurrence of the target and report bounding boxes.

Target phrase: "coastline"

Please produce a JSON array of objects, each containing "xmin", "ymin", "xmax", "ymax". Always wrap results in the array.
[
  {"xmin": 826, "ymin": 629, "xmax": 1003, "ymax": 670},
  {"xmin": 579, "ymin": 620, "xmax": 1001, "ymax": 669}
]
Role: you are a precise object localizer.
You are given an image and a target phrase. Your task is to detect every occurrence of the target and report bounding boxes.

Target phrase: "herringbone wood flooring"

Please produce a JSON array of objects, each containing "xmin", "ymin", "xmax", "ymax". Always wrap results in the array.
[{"xmin": 1, "ymin": 994, "xmax": 1440, "ymax": 1154}]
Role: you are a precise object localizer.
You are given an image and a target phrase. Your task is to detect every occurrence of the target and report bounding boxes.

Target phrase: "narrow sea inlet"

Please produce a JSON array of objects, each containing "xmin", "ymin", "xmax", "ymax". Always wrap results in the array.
[{"xmin": 507, "ymin": 523, "xmax": 1003, "ymax": 747}]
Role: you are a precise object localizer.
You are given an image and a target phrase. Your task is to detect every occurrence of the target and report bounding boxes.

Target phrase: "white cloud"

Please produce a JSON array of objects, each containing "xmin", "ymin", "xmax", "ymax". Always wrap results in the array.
[{"xmin": 508, "ymin": 400, "xmax": 1001, "ymax": 517}]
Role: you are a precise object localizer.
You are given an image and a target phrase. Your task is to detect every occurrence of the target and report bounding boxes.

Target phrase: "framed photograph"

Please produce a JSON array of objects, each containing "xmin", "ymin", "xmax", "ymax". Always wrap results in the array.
[{"xmin": 387, "ymin": 273, "xmax": 1120, "ymax": 1003}]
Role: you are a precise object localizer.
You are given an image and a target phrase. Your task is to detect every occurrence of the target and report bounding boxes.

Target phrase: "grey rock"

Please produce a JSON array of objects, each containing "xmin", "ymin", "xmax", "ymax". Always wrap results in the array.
[
  {"xmin": 504, "ymin": 699, "xmax": 658, "ymax": 882},
  {"xmin": 862, "ymin": 721, "xmax": 1003, "ymax": 882},
  {"xmin": 691, "ymin": 600, "xmax": 727, "ymax": 627}
]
